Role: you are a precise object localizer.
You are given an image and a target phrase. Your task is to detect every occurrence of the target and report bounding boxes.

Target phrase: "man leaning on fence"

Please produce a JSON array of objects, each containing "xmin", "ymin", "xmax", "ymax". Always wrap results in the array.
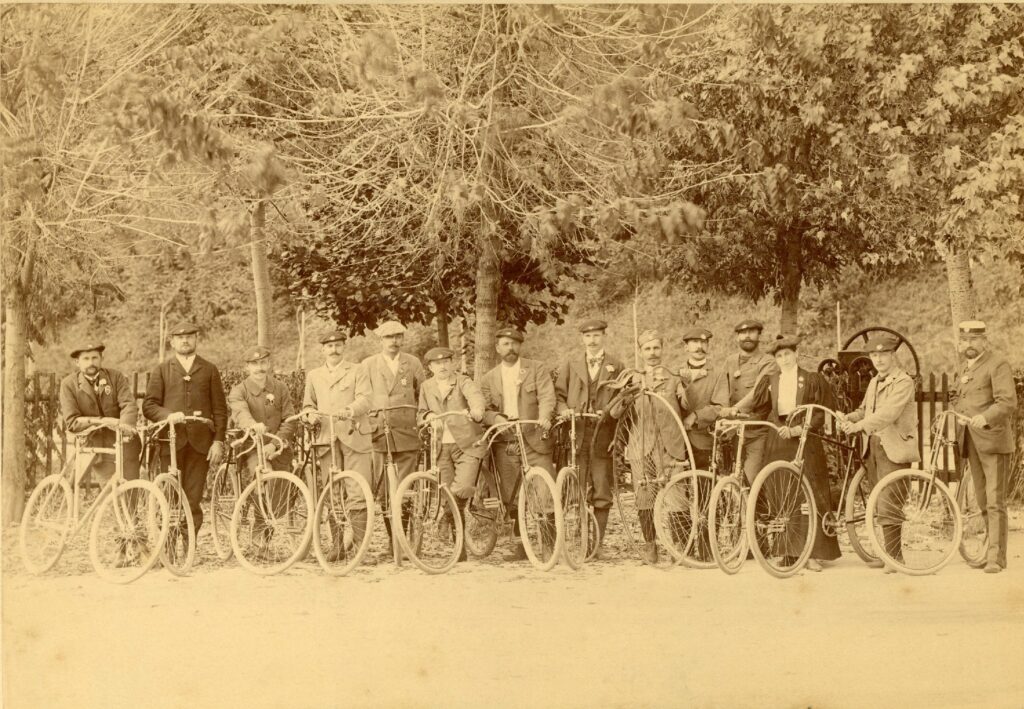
[
  {"xmin": 952, "ymin": 320, "xmax": 1018, "ymax": 574},
  {"xmin": 58, "ymin": 342, "xmax": 141, "ymax": 482}
]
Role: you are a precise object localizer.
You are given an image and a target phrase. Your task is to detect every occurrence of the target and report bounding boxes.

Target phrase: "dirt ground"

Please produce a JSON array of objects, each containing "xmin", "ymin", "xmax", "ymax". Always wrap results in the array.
[{"xmin": 3, "ymin": 522, "xmax": 1024, "ymax": 709}]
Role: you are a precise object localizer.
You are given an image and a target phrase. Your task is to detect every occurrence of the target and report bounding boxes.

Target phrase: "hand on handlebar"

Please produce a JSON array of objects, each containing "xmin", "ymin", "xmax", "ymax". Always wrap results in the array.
[
  {"xmin": 166, "ymin": 411, "xmax": 186, "ymax": 425},
  {"xmin": 250, "ymin": 422, "xmax": 268, "ymax": 436},
  {"xmin": 301, "ymin": 409, "xmax": 319, "ymax": 425},
  {"xmin": 778, "ymin": 425, "xmax": 802, "ymax": 440},
  {"xmin": 264, "ymin": 442, "xmax": 279, "ymax": 460}
]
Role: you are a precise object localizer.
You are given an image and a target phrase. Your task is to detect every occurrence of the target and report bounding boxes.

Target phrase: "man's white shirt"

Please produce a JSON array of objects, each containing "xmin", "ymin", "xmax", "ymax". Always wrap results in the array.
[
  {"xmin": 176, "ymin": 354, "xmax": 196, "ymax": 373},
  {"xmin": 500, "ymin": 359, "xmax": 521, "ymax": 419}
]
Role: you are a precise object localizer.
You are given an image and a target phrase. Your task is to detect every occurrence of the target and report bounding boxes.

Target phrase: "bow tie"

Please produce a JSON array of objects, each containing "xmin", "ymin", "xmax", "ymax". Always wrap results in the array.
[{"xmin": 587, "ymin": 357, "xmax": 602, "ymax": 368}]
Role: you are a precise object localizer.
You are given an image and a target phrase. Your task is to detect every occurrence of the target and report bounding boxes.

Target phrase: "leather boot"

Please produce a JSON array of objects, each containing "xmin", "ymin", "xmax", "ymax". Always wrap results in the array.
[
  {"xmin": 592, "ymin": 507, "xmax": 610, "ymax": 560},
  {"xmin": 456, "ymin": 497, "xmax": 468, "ymax": 562}
]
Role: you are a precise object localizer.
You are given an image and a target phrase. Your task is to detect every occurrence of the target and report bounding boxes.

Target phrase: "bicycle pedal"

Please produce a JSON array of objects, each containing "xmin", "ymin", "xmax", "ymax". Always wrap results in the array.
[{"xmin": 481, "ymin": 497, "xmax": 501, "ymax": 510}]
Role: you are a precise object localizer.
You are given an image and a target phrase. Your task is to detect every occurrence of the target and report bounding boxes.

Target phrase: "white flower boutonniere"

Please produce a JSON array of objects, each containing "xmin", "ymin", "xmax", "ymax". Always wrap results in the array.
[
  {"xmin": 266, "ymin": 392, "xmax": 275, "ymax": 404},
  {"xmin": 400, "ymin": 377, "xmax": 409, "ymax": 387},
  {"xmin": 605, "ymin": 364, "xmax": 615, "ymax": 374},
  {"xmin": 183, "ymin": 374, "xmax": 192, "ymax": 383},
  {"xmin": 518, "ymin": 369, "xmax": 528, "ymax": 385}
]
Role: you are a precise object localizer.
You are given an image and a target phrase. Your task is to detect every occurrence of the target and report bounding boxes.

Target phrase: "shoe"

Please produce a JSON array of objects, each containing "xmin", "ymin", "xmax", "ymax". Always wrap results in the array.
[
  {"xmin": 984, "ymin": 562, "xmax": 1002, "ymax": 574},
  {"xmin": 643, "ymin": 541, "xmax": 658, "ymax": 564},
  {"xmin": 504, "ymin": 543, "xmax": 528, "ymax": 562},
  {"xmin": 866, "ymin": 559, "xmax": 885, "ymax": 569},
  {"xmin": 883, "ymin": 566, "xmax": 897, "ymax": 574},
  {"xmin": 438, "ymin": 513, "xmax": 454, "ymax": 544},
  {"xmin": 805, "ymin": 559, "xmax": 823, "ymax": 573}
]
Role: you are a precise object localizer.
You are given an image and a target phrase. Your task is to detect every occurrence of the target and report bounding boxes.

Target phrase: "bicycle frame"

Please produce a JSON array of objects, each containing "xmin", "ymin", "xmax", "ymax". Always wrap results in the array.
[{"xmin": 63, "ymin": 425, "xmax": 132, "ymax": 537}]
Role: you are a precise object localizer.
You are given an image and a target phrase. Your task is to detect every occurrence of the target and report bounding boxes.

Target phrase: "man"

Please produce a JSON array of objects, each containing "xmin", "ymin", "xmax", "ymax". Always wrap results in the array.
[
  {"xmin": 554, "ymin": 318, "xmax": 624, "ymax": 558},
  {"xmin": 301, "ymin": 330, "xmax": 374, "ymax": 559},
  {"xmin": 361, "ymin": 321, "xmax": 426, "ymax": 481},
  {"xmin": 227, "ymin": 346, "xmax": 298, "ymax": 547},
  {"xmin": 718, "ymin": 319, "xmax": 779, "ymax": 483},
  {"xmin": 677, "ymin": 327, "xmax": 728, "ymax": 471},
  {"xmin": 418, "ymin": 347, "xmax": 487, "ymax": 562},
  {"xmin": 950, "ymin": 320, "xmax": 1017, "ymax": 573},
  {"xmin": 478, "ymin": 327, "xmax": 556, "ymax": 561},
  {"xmin": 143, "ymin": 322, "xmax": 228, "ymax": 534},
  {"xmin": 59, "ymin": 342, "xmax": 141, "ymax": 482},
  {"xmin": 839, "ymin": 333, "xmax": 919, "ymax": 572}
]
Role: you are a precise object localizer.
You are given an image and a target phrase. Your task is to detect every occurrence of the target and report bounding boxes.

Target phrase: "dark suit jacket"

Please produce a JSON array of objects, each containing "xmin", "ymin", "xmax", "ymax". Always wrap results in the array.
[
  {"xmin": 361, "ymin": 352, "xmax": 426, "ymax": 452},
  {"xmin": 952, "ymin": 350, "xmax": 1017, "ymax": 454},
  {"xmin": 747, "ymin": 367, "xmax": 834, "ymax": 431},
  {"xmin": 479, "ymin": 357, "xmax": 555, "ymax": 454},
  {"xmin": 418, "ymin": 374, "xmax": 486, "ymax": 455},
  {"xmin": 143, "ymin": 355, "xmax": 228, "ymax": 452},
  {"xmin": 59, "ymin": 368, "xmax": 138, "ymax": 447},
  {"xmin": 678, "ymin": 364, "xmax": 729, "ymax": 451},
  {"xmin": 555, "ymin": 352, "xmax": 624, "ymax": 458},
  {"xmin": 228, "ymin": 375, "xmax": 298, "ymax": 445}
]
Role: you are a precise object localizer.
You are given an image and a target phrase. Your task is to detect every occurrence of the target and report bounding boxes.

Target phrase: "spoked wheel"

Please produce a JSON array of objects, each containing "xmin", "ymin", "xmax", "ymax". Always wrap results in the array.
[
  {"xmin": 231, "ymin": 471, "xmax": 313, "ymax": 575},
  {"xmin": 20, "ymin": 474, "xmax": 73, "ymax": 574},
  {"xmin": 709, "ymin": 475, "xmax": 749, "ymax": 575},
  {"xmin": 610, "ymin": 395, "xmax": 689, "ymax": 568},
  {"xmin": 464, "ymin": 501, "xmax": 499, "ymax": 558},
  {"xmin": 312, "ymin": 470, "xmax": 374, "ymax": 575},
  {"xmin": 867, "ymin": 469, "xmax": 961, "ymax": 575},
  {"xmin": 393, "ymin": 471, "xmax": 463, "ymax": 575},
  {"xmin": 89, "ymin": 480, "xmax": 170, "ymax": 584},
  {"xmin": 654, "ymin": 470, "xmax": 716, "ymax": 569},
  {"xmin": 556, "ymin": 466, "xmax": 587, "ymax": 570},
  {"xmin": 956, "ymin": 462, "xmax": 987, "ymax": 568},
  {"xmin": 152, "ymin": 473, "xmax": 195, "ymax": 575},
  {"xmin": 518, "ymin": 466, "xmax": 563, "ymax": 571},
  {"xmin": 843, "ymin": 466, "xmax": 878, "ymax": 564},
  {"xmin": 746, "ymin": 461, "xmax": 817, "ymax": 579},
  {"xmin": 210, "ymin": 461, "xmax": 241, "ymax": 561},
  {"xmin": 584, "ymin": 507, "xmax": 600, "ymax": 562}
]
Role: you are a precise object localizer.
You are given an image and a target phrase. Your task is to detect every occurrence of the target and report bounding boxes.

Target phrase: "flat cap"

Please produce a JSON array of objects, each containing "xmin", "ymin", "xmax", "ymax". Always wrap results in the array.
[
  {"xmin": 244, "ymin": 346, "xmax": 271, "ymax": 363},
  {"xmin": 579, "ymin": 318, "xmax": 608, "ymax": 334},
  {"xmin": 958, "ymin": 320, "xmax": 986, "ymax": 335},
  {"xmin": 865, "ymin": 333, "xmax": 900, "ymax": 353},
  {"xmin": 637, "ymin": 329, "xmax": 662, "ymax": 347},
  {"xmin": 767, "ymin": 335, "xmax": 801, "ymax": 355},
  {"xmin": 70, "ymin": 342, "xmax": 105, "ymax": 359},
  {"xmin": 424, "ymin": 347, "xmax": 455, "ymax": 363},
  {"xmin": 320, "ymin": 330, "xmax": 346, "ymax": 345},
  {"xmin": 169, "ymin": 322, "xmax": 199, "ymax": 336},
  {"xmin": 495, "ymin": 327, "xmax": 524, "ymax": 343},
  {"xmin": 734, "ymin": 319, "xmax": 765, "ymax": 333},
  {"xmin": 681, "ymin": 327, "xmax": 713, "ymax": 342},
  {"xmin": 376, "ymin": 321, "xmax": 407, "ymax": 337}
]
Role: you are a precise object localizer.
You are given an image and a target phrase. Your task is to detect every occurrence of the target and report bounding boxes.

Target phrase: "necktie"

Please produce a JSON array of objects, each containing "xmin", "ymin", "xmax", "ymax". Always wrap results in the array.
[{"xmin": 587, "ymin": 357, "xmax": 601, "ymax": 369}]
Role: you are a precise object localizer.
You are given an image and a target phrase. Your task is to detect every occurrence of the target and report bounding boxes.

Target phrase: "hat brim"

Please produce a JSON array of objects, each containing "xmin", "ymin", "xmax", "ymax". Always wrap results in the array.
[{"xmin": 70, "ymin": 345, "xmax": 105, "ymax": 359}]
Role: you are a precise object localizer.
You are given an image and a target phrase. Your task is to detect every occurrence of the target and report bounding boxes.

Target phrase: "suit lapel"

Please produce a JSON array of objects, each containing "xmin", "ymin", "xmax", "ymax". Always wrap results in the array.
[
  {"xmin": 326, "ymin": 362, "xmax": 350, "ymax": 390},
  {"xmin": 78, "ymin": 371, "xmax": 101, "ymax": 411}
]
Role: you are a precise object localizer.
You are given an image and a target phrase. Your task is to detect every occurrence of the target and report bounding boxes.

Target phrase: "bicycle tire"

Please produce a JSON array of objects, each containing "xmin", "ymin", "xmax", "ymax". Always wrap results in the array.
[
  {"xmin": 843, "ymin": 466, "xmax": 877, "ymax": 564},
  {"xmin": 393, "ymin": 471, "xmax": 463, "ymax": 575},
  {"xmin": 20, "ymin": 474, "xmax": 73, "ymax": 574},
  {"xmin": 956, "ymin": 462, "xmax": 987, "ymax": 568},
  {"xmin": 464, "ymin": 502, "xmax": 499, "ymax": 558},
  {"xmin": 866, "ymin": 469, "xmax": 961, "ymax": 576},
  {"xmin": 556, "ymin": 466, "xmax": 587, "ymax": 570},
  {"xmin": 231, "ymin": 470, "xmax": 314, "ymax": 575},
  {"xmin": 152, "ymin": 473, "xmax": 196, "ymax": 576},
  {"xmin": 584, "ymin": 507, "xmax": 600, "ymax": 562},
  {"xmin": 210, "ymin": 461, "xmax": 240, "ymax": 561},
  {"xmin": 708, "ymin": 475, "xmax": 748, "ymax": 575},
  {"xmin": 517, "ymin": 466, "xmax": 563, "ymax": 572},
  {"xmin": 89, "ymin": 479, "xmax": 170, "ymax": 584},
  {"xmin": 312, "ymin": 470, "xmax": 375, "ymax": 575},
  {"xmin": 746, "ymin": 461, "xmax": 817, "ymax": 579},
  {"xmin": 654, "ymin": 470, "xmax": 716, "ymax": 569}
]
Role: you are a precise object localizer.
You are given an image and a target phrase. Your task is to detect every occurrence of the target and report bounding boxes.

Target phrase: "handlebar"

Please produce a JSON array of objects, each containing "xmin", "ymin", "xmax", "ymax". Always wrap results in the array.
[
  {"xmin": 141, "ymin": 414, "xmax": 215, "ymax": 435},
  {"xmin": 366, "ymin": 405, "xmax": 419, "ymax": 417},
  {"xmin": 476, "ymin": 418, "xmax": 550, "ymax": 448},
  {"xmin": 556, "ymin": 411, "xmax": 602, "ymax": 422},
  {"xmin": 714, "ymin": 417, "xmax": 783, "ymax": 436},
  {"xmin": 419, "ymin": 409, "xmax": 473, "ymax": 428}
]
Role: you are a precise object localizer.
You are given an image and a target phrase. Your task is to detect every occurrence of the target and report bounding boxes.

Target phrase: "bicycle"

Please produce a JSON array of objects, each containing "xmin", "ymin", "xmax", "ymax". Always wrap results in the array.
[
  {"xmin": 865, "ymin": 408, "xmax": 981, "ymax": 575},
  {"xmin": 392, "ymin": 410, "xmax": 468, "ymax": 574},
  {"xmin": 229, "ymin": 429, "xmax": 314, "ymax": 575},
  {"xmin": 296, "ymin": 410, "xmax": 374, "ymax": 575},
  {"xmin": 20, "ymin": 422, "xmax": 170, "ymax": 584},
  {"xmin": 139, "ymin": 414, "xmax": 214, "ymax": 575},
  {"xmin": 207, "ymin": 428, "xmax": 249, "ymax": 561},
  {"xmin": 601, "ymin": 367, "xmax": 713, "ymax": 569},
  {"xmin": 553, "ymin": 411, "xmax": 602, "ymax": 569},
  {"xmin": 465, "ymin": 418, "xmax": 564, "ymax": 571}
]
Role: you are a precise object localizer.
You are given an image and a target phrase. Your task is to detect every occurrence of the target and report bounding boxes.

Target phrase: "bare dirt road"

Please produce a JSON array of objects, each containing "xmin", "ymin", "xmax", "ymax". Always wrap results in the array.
[{"xmin": 4, "ymin": 529, "xmax": 1024, "ymax": 709}]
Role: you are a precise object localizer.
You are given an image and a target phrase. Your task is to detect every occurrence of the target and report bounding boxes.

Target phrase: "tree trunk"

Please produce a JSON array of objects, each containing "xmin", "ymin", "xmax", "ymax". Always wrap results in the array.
[
  {"xmin": 473, "ymin": 227, "xmax": 501, "ymax": 378},
  {"xmin": 778, "ymin": 227, "xmax": 802, "ymax": 335},
  {"xmin": 434, "ymin": 297, "xmax": 450, "ymax": 348},
  {"xmin": 3, "ymin": 292, "xmax": 30, "ymax": 524},
  {"xmin": 250, "ymin": 200, "xmax": 272, "ymax": 348},
  {"xmin": 944, "ymin": 242, "xmax": 976, "ymax": 331}
]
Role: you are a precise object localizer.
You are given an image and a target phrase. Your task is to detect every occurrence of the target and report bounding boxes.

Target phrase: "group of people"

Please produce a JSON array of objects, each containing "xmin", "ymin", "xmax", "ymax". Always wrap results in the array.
[{"xmin": 58, "ymin": 316, "xmax": 1016, "ymax": 573}]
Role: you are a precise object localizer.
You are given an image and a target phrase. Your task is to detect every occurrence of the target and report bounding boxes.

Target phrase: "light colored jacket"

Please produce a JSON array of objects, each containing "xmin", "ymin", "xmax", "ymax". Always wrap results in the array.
[
  {"xmin": 302, "ymin": 361, "xmax": 372, "ymax": 453},
  {"xmin": 361, "ymin": 352, "xmax": 426, "ymax": 452},
  {"xmin": 418, "ymin": 374, "xmax": 487, "ymax": 455},
  {"xmin": 847, "ymin": 368, "xmax": 920, "ymax": 465}
]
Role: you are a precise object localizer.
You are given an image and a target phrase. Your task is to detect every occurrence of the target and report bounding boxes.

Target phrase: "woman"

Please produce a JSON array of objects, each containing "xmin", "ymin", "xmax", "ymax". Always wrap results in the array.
[{"xmin": 743, "ymin": 335, "xmax": 840, "ymax": 571}]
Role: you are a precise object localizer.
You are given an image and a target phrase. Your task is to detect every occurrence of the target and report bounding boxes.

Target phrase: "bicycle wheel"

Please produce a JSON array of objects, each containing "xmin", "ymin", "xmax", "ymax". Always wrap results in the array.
[
  {"xmin": 867, "ymin": 469, "xmax": 961, "ymax": 575},
  {"xmin": 89, "ymin": 480, "xmax": 170, "ymax": 584},
  {"xmin": 843, "ymin": 466, "xmax": 877, "ymax": 564},
  {"xmin": 556, "ymin": 466, "xmax": 587, "ymax": 570},
  {"xmin": 708, "ymin": 475, "xmax": 748, "ymax": 575},
  {"xmin": 20, "ymin": 474, "xmax": 73, "ymax": 574},
  {"xmin": 312, "ymin": 470, "xmax": 374, "ymax": 575},
  {"xmin": 464, "ymin": 501, "xmax": 499, "ymax": 558},
  {"xmin": 518, "ymin": 466, "xmax": 563, "ymax": 572},
  {"xmin": 584, "ymin": 507, "xmax": 600, "ymax": 562},
  {"xmin": 209, "ymin": 461, "xmax": 240, "ymax": 561},
  {"xmin": 746, "ymin": 461, "xmax": 817, "ymax": 579},
  {"xmin": 654, "ymin": 470, "xmax": 716, "ymax": 569},
  {"xmin": 956, "ymin": 462, "xmax": 987, "ymax": 568},
  {"xmin": 152, "ymin": 473, "xmax": 195, "ymax": 575},
  {"xmin": 231, "ymin": 470, "xmax": 314, "ymax": 575},
  {"xmin": 393, "ymin": 471, "xmax": 463, "ymax": 575}
]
